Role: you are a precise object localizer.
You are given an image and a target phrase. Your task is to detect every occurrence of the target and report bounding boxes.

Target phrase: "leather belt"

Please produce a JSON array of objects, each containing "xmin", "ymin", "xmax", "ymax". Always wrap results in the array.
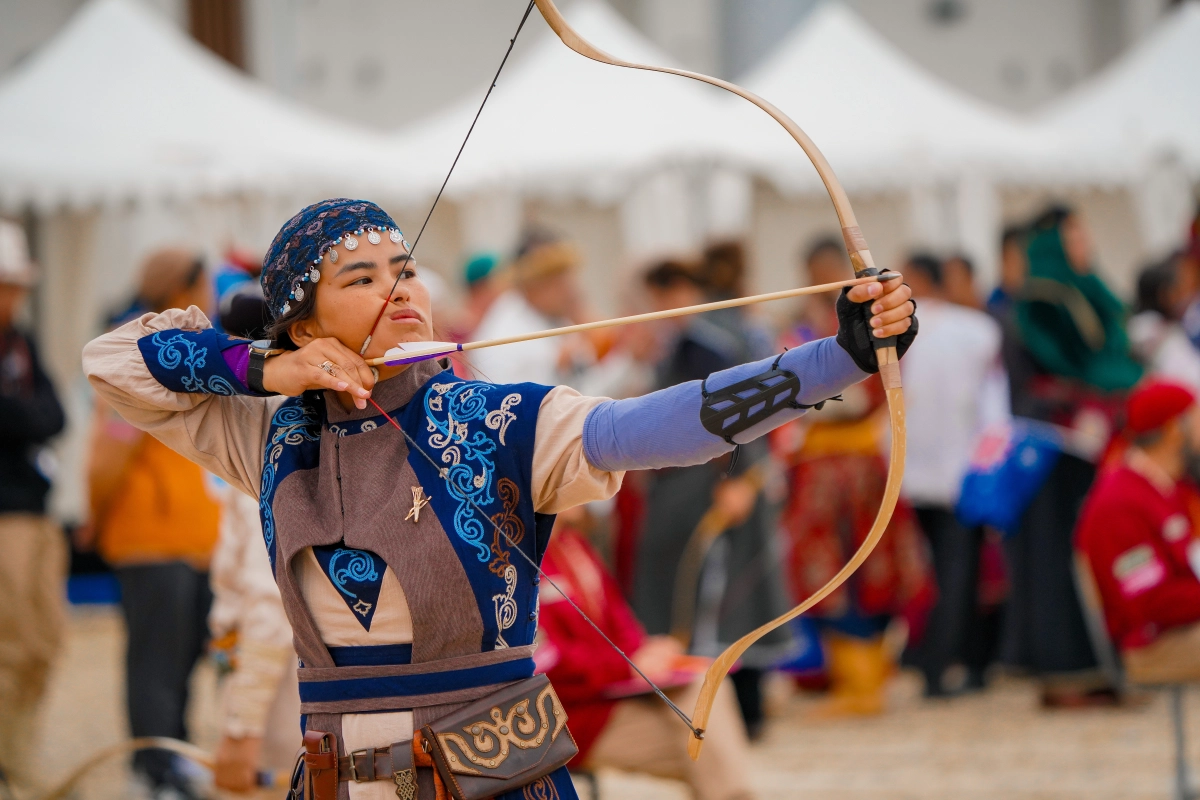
[{"xmin": 339, "ymin": 746, "xmax": 399, "ymax": 783}]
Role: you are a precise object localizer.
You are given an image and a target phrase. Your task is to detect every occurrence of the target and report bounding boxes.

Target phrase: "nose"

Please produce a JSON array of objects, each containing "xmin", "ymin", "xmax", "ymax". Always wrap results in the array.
[{"xmin": 389, "ymin": 277, "xmax": 410, "ymax": 303}]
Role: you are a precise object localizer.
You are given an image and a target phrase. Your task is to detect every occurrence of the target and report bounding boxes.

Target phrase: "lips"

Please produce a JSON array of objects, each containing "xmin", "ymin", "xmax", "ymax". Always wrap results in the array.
[{"xmin": 389, "ymin": 308, "xmax": 424, "ymax": 323}]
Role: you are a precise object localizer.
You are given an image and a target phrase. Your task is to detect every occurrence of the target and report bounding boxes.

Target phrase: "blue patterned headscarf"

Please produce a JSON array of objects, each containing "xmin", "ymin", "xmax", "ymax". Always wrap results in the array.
[{"xmin": 261, "ymin": 198, "xmax": 407, "ymax": 318}]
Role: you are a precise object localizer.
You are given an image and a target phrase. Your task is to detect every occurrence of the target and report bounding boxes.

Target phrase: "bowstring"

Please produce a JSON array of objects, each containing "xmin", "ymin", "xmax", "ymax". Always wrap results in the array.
[
  {"xmin": 354, "ymin": 0, "xmax": 702, "ymax": 738},
  {"xmin": 366, "ymin": 396, "xmax": 703, "ymax": 739},
  {"xmin": 360, "ymin": 0, "xmax": 538, "ymax": 356}
]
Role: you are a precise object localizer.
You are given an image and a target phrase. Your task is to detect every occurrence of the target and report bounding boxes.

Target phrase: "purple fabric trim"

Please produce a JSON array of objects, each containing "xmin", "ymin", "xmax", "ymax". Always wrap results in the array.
[
  {"xmin": 582, "ymin": 337, "xmax": 867, "ymax": 472},
  {"xmin": 221, "ymin": 343, "xmax": 251, "ymax": 392}
]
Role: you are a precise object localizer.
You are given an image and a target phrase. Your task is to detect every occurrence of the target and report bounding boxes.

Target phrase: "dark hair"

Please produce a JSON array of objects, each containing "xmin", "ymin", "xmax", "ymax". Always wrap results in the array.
[
  {"xmin": 644, "ymin": 258, "xmax": 703, "ymax": 290},
  {"xmin": 1031, "ymin": 203, "xmax": 1074, "ymax": 232},
  {"xmin": 804, "ymin": 236, "xmax": 846, "ymax": 266},
  {"xmin": 265, "ymin": 287, "xmax": 316, "ymax": 349},
  {"xmin": 906, "ymin": 252, "xmax": 943, "ymax": 286},
  {"xmin": 1131, "ymin": 426, "xmax": 1167, "ymax": 450},
  {"xmin": 700, "ymin": 240, "xmax": 746, "ymax": 297},
  {"xmin": 945, "ymin": 253, "xmax": 975, "ymax": 276},
  {"xmin": 1001, "ymin": 225, "xmax": 1026, "ymax": 250},
  {"xmin": 1135, "ymin": 257, "xmax": 1179, "ymax": 316},
  {"xmin": 218, "ymin": 283, "xmax": 271, "ymax": 340}
]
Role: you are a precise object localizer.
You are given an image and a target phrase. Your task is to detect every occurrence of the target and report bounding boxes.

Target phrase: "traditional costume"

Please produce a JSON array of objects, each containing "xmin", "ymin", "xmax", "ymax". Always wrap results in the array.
[
  {"xmin": 1076, "ymin": 381, "xmax": 1200, "ymax": 684},
  {"xmin": 83, "ymin": 199, "xmax": 889, "ymax": 800}
]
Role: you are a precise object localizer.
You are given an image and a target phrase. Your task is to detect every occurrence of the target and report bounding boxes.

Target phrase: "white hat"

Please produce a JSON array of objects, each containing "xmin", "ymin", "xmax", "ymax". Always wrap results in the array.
[{"xmin": 0, "ymin": 220, "xmax": 35, "ymax": 287}]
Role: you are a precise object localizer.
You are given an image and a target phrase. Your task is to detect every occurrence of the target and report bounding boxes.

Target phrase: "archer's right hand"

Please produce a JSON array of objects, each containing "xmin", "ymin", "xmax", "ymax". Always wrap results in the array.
[{"xmin": 261, "ymin": 338, "xmax": 376, "ymax": 409}]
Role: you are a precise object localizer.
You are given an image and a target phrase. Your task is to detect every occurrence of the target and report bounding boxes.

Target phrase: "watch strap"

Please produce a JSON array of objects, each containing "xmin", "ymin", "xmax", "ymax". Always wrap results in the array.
[{"xmin": 247, "ymin": 345, "xmax": 278, "ymax": 396}]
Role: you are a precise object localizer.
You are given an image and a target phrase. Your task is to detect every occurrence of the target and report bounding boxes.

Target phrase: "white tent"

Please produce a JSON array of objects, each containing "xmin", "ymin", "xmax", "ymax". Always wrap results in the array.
[
  {"xmin": 1038, "ymin": 1, "xmax": 1200, "ymax": 181},
  {"xmin": 1035, "ymin": 2, "xmax": 1200, "ymax": 258},
  {"xmin": 735, "ymin": 2, "xmax": 1065, "ymax": 195},
  {"xmin": 0, "ymin": 0, "xmax": 414, "ymax": 526},
  {"xmin": 388, "ymin": 0, "xmax": 758, "ymax": 205},
  {"xmin": 0, "ymin": 0, "xmax": 398, "ymax": 211}
]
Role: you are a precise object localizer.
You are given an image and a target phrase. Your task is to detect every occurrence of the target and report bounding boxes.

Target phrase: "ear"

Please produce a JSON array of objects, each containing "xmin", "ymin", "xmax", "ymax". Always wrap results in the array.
[{"xmin": 288, "ymin": 314, "xmax": 321, "ymax": 348}]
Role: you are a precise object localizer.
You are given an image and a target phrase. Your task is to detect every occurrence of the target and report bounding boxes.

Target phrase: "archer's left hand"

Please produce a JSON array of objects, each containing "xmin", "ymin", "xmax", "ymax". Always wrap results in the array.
[{"xmin": 836, "ymin": 274, "xmax": 918, "ymax": 374}]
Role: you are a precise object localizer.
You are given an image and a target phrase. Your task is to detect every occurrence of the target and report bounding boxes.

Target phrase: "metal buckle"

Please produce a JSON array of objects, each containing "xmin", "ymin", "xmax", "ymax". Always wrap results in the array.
[{"xmin": 348, "ymin": 748, "xmax": 375, "ymax": 782}]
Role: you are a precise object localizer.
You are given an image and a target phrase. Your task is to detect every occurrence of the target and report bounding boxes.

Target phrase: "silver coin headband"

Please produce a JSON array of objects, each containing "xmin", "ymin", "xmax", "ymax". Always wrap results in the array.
[{"xmin": 280, "ymin": 225, "xmax": 409, "ymax": 315}]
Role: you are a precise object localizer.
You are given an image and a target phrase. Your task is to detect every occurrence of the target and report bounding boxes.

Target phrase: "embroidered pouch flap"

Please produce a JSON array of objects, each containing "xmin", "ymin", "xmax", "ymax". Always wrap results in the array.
[{"xmin": 421, "ymin": 674, "xmax": 577, "ymax": 800}]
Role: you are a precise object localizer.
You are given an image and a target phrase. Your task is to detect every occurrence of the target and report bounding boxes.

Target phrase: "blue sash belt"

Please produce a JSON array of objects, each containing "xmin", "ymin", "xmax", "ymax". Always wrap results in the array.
[
  {"xmin": 299, "ymin": 657, "xmax": 535, "ymax": 704},
  {"xmin": 297, "ymin": 645, "xmax": 538, "ymax": 714}
]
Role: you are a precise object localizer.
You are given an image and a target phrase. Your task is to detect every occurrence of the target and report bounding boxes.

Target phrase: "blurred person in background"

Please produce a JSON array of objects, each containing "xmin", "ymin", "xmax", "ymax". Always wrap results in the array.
[
  {"xmin": 774, "ymin": 238, "xmax": 932, "ymax": 715},
  {"xmin": 0, "ymin": 220, "xmax": 66, "ymax": 794},
  {"xmin": 207, "ymin": 290, "xmax": 300, "ymax": 794},
  {"xmin": 1076, "ymin": 380, "xmax": 1200, "ymax": 685},
  {"xmin": 470, "ymin": 231, "xmax": 586, "ymax": 385},
  {"xmin": 83, "ymin": 248, "xmax": 220, "ymax": 800},
  {"xmin": 899, "ymin": 253, "xmax": 1008, "ymax": 697},
  {"xmin": 1128, "ymin": 253, "xmax": 1200, "ymax": 390},
  {"xmin": 986, "ymin": 226, "xmax": 1029, "ymax": 320},
  {"xmin": 699, "ymin": 240, "xmax": 774, "ymax": 360},
  {"xmin": 211, "ymin": 247, "xmax": 263, "ymax": 334},
  {"xmin": 941, "ymin": 254, "xmax": 983, "ymax": 310},
  {"xmin": 1177, "ymin": 214, "xmax": 1200, "ymax": 352},
  {"xmin": 538, "ymin": 505, "xmax": 757, "ymax": 800},
  {"xmin": 1001, "ymin": 205, "xmax": 1142, "ymax": 707},
  {"xmin": 461, "ymin": 251, "xmax": 503, "ymax": 337},
  {"xmin": 630, "ymin": 258, "xmax": 794, "ymax": 739}
]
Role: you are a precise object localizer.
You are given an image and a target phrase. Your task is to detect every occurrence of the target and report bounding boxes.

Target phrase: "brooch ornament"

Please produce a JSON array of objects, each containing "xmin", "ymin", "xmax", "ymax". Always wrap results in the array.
[{"xmin": 406, "ymin": 485, "xmax": 431, "ymax": 523}]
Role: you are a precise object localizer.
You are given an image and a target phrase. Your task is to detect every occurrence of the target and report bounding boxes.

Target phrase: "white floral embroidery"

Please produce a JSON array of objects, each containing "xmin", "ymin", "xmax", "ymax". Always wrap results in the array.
[
  {"xmin": 485, "ymin": 394, "xmax": 522, "ymax": 445},
  {"xmin": 493, "ymin": 564, "xmax": 518, "ymax": 649}
]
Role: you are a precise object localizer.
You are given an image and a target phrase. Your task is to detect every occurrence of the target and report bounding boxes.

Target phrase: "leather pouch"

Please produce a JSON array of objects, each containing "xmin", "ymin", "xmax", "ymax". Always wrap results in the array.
[
  {"xmin": 420, "ymin": 674, "xmax": 578, "ymax": 800},
  {"xmin": 303, "ymin": 730, "xmax": 338, "ymax": 800}
]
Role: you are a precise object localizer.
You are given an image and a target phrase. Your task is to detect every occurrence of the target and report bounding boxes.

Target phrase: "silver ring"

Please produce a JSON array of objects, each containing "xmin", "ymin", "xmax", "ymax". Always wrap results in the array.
[{"xmin": 319, "ymin": 360, "xmax": 339, "ymax": 377}]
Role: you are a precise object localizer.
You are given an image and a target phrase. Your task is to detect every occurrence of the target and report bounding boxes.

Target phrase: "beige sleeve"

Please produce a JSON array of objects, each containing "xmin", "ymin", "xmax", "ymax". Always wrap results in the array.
[
  {"xmin": 220, "ymin": 640, "xmax": 295, "ymax": 738},
  {"xmin": 531, "ymin": 386, "xmax": 625, "ymax": 514},
  {"xmin": 82, "ymin": 306, "xmax": 281, "ymax": 499}
]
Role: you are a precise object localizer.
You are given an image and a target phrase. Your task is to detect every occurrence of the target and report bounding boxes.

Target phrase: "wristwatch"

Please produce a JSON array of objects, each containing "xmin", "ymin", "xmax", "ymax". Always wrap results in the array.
[{"xmin": 247, "ymin": 339, "xmax": 285, "ymax": 395}]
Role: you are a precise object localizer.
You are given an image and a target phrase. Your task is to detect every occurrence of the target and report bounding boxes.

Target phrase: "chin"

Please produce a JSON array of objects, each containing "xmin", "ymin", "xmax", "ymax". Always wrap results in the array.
[{"xmin": 390, "ymin": 326, "xmax": 432, "ymax": 344}]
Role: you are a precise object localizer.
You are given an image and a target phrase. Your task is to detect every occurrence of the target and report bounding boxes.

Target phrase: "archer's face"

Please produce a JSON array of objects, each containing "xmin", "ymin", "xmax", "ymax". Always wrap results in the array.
[{"xmin": 289, "ymin": 236, "xmax": 434, "ymax": 362}]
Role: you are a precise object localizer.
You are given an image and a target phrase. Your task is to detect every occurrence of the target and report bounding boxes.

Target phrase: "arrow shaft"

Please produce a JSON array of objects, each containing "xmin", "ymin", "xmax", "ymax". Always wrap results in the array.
[{"xmin": 367, "ymin": 274, "xmax": 892, "ymax": 367}]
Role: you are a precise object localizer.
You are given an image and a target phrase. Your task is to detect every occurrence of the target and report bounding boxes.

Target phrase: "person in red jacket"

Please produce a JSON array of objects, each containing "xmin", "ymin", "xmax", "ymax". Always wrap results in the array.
[
  {"xmin": 536, "ymin": 508, "xmax": 756, "ymax": 800},
  {"xmin": 1076, "ymin": 379, "xmax": 1200, "ymax": 683}
]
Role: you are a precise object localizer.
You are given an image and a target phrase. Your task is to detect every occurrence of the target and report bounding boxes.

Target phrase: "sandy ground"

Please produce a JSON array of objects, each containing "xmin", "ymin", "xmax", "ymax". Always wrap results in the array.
[{"xmin": 24, "ymin": 606, "xmax": 1200, "ymax": 799}]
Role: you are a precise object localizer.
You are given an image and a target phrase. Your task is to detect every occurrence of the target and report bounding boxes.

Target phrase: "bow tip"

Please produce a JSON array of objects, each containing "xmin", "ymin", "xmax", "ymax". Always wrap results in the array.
[{"xmin": 687, "ymin": 729, "xmax": 705, "ymax": 761}]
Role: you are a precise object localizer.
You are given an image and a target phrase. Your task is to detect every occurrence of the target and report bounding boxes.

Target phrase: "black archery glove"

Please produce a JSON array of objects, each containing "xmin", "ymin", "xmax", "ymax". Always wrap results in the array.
[{"xmin": 834, "ymin": 274, "xmax": 918, "ymax": 374}]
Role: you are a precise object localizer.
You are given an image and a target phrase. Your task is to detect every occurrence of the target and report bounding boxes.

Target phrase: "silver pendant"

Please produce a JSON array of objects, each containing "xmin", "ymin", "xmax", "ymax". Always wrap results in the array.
[
  {"xmin": 367, "ymin": 230, "xmax": 381, "ymax": 245},
  {"xmin": 294, "ymin": 285, "xmax": 304, "ymax": 302},
  {"xmin": 344, "ymin": 235, "xmax": 358, "ymax": 251},
  {"xmin": 389, "ymin": 229, "xmax": 403, "ymax": 243},
  {"xmin": 310, "ymin": 267, "xmax": 320, "ymax": 283},
  {"xmin": 327, "ymin": 248, "xmax": 338, "ymax": 264}
]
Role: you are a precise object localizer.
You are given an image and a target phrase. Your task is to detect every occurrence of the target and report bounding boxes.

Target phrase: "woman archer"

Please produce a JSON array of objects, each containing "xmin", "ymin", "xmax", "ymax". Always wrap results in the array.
[{"xmin": 84, "ymin": 198, "xmax": 916, "ymax": 800}]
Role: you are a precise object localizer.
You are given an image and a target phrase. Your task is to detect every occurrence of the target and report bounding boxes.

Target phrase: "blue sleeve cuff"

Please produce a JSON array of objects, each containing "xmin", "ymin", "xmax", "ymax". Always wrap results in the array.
[
  {"xmin": 137, "ymin": 328, "xmax": 252, "ymax": 395},
  {"xmin": 582, "ymin": 337, "xmax": 867, "ymax": 472}
]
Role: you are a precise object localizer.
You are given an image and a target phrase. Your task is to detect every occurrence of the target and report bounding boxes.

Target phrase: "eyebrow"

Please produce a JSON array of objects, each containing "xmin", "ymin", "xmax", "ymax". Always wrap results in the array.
[
  {"xmin": 390, "ymin": 253, "xmax": 413, "ymax": 265},
  {"xmin": 335, "ymin": 260, "xmax": 375, "ymax": 277}
]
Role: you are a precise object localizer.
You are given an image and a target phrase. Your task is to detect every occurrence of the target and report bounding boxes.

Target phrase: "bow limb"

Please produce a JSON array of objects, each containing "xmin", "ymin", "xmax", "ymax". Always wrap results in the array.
[{"xmin": 531, "ymin": 0, "xmax": 907, "ymax": 760}]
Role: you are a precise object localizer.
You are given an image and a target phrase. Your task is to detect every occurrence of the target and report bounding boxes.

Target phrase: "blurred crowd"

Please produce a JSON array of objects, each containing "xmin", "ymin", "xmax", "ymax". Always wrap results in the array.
[{"xmin": 3, "ymin": 200, "xmax": 1200, "ymax": 799}]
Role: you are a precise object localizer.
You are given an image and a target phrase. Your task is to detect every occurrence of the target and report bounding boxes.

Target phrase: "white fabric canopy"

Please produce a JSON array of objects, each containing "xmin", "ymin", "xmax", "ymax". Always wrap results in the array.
[
  {"xmin": 1037, "ymin": 1, "xmax": 1200, "ymax": 181},
  {"xmin": 0, "ymin": 0, "xmax": 397, "ymax": 211},
  {"xmin": 388, "ymin": 0, "xmax": 758, "ymax": 204},
  {"xmin": 734, "ymin": 3, "xmax": 1068, "ymax": 194}
]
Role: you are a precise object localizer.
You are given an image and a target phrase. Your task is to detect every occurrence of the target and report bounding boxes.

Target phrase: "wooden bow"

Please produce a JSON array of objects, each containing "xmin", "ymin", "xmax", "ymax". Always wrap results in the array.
[{"xmin": 529, "ymin": 0, "xmax": 907, "ymax": 760}]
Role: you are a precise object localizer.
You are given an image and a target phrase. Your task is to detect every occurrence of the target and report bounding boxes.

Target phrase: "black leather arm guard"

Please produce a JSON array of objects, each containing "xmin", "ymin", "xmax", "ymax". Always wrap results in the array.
[{"xmin": 699, "ymin": 354, "xmax": 838, "ymax": 444}]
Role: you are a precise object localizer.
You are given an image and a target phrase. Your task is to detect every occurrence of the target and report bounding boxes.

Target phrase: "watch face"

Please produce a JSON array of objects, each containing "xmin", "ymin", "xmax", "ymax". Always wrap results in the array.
[{"xmin": 251, "ymin": 339, "xmax": 274, "ymax": 352}]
